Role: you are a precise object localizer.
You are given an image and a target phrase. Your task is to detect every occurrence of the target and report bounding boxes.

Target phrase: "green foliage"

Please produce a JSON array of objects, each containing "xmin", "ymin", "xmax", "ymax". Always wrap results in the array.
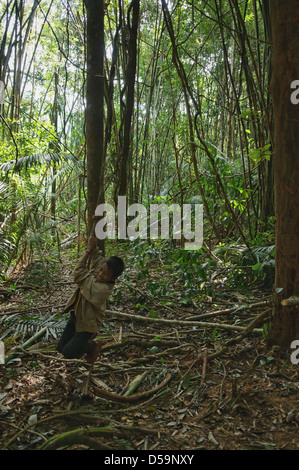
[
  {"xmin": 0, "ymin": 113, "xmax": 82, "ymax": 274},
  {"xmin": 0, "ymin": 0, "xmax": 274, "ymax": 286},
  {"xmin": 164, "ymin": 248, "xmax": 207, "ymax": 300},
  {"xmin": 0, "ymin": 311, "xmax": 67, "ymax": 342},
  {"xmin": 213, "ymin": 236, "xmax": 275, "ymax": 288}
]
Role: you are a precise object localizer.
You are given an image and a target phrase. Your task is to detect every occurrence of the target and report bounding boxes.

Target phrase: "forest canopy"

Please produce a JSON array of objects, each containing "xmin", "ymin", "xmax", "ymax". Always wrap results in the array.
[{"xmin": 0, "ymin": 0, "xmax": 274, "ymax": 273}]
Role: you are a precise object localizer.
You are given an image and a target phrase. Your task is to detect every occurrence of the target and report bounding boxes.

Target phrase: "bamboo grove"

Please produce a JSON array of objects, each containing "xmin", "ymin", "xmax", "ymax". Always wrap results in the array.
[{"xmin": 0, "ymin": 0, "xmax": 274, "ymax": 274}]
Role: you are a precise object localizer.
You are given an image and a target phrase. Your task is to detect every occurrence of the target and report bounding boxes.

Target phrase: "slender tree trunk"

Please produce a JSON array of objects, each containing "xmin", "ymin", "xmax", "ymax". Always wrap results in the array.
[
  {"xmin": 85, "ymin": 0, "xmax": 105, "ymax": 246},
  {"xmin": 269, "ymin": 0, "xmax": 299, "ymax": 348},
  {"xmin": 118, "ymin": 0, "xmax": 140, "ymax": 198},
  {"xmin": 10, "ymin": 0, "xmax": 24, "ymax": 133},
  {"xmin": 50, "ymin": 69, "xmax": 59, "ymax": 234}
]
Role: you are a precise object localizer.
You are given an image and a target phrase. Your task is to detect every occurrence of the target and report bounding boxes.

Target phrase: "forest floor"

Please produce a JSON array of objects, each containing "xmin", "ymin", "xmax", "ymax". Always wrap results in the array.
[{"xmin": 0, "ymin": 248, "xmax": 298, "ymax": 451}]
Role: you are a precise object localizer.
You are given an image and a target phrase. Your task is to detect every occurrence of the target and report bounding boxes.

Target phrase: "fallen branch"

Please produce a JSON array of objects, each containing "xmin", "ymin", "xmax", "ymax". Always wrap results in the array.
[
  {"xmin": 177, "ymin": 308, "xmax": 272, "ymax": 370},
  {"xmin": 200, "ymin": 348, "xmax": 208, "ymax": 386},
  {"xmin": 208, "ymin": 308, "xmax": 272, "ymax": 360},
  {"xmin": 281, "ymin": 296, "xmax": 299, "ymax": 307},
  {"xmin": 129, "ymin": 342, "xmax": 195, "ymax": 364},
  {"xmin": 93, "ymin": 372, "xmax": 173, "ymax": 403},
  {"xmin": 106, "ymin": 309, "xmax": 263, "ymax": 334},
  {"xmin": 186, "ymin": 300, "xmax": 271, "ymax": 321}
]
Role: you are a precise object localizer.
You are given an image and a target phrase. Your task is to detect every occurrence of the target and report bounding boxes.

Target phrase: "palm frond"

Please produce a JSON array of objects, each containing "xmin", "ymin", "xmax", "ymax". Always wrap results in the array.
[
  {"xmin": 0, "ymin": 237, "xmax": 12, "ymax": 264},
  {"xmin": 0, "ymin": 152, "xmax": 78, "ymax": 174},
  {"xmin": 0, "ymin": 181, "xmax": 9, "ymax": 195},
  {"xmin": 0, "ymin": 312, "xmax": 67, "ymax": 342}
]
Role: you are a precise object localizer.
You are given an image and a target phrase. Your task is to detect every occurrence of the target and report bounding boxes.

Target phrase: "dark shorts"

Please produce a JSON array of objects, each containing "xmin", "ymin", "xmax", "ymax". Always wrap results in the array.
[{"xmin": 56, "ymin": 311, "xmax": 95, "ymax": 359}]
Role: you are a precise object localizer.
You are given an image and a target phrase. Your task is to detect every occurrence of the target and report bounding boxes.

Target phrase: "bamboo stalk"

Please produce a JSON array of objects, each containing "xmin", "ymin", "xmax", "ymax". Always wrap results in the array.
[{"xmin": 123, "ymin": 371, "xmax": 148, "ymax": 396}]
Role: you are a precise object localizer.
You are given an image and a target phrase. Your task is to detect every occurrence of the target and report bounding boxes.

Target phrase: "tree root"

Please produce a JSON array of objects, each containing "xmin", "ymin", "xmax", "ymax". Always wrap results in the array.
[
  {"xmin": 39, "ymin": 426, "xmax": 115, "ymax": 450},
  {"xmin": 93, "ymin": 372, "xmax": 173, "ymax": 402},
  {"xmin": 39, "ymin": 419, "xmax": 167, "ymax": 450}
]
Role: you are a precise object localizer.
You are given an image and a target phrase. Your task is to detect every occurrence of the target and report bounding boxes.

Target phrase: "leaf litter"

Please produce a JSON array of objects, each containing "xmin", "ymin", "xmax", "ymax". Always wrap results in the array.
[{"xmin": 0, "ymin": 257, "xmax": 298, "ymax": 451}]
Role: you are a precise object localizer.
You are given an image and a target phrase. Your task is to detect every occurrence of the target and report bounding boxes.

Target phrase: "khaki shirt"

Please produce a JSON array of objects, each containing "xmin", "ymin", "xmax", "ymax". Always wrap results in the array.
[{"xmin": 64, "ymin": 249, "xmax": 114, "ymax": 333}]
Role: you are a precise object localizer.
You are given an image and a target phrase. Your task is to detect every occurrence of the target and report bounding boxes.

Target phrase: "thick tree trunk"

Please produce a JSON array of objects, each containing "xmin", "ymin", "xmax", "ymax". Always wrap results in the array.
[
  {"xmin": 85, "ymin": 0, "xmax": 105, "ymax": 245},
  {"xmin": 270, "ymin": 0, "xmax": 299, "ymax": 348}
]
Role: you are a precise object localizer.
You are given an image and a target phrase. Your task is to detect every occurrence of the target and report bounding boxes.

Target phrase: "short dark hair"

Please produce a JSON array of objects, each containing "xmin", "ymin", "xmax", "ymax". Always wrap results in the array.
[{"xmin": 106, "ymin": 256, "xmax": 125, "ymax": 278}]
